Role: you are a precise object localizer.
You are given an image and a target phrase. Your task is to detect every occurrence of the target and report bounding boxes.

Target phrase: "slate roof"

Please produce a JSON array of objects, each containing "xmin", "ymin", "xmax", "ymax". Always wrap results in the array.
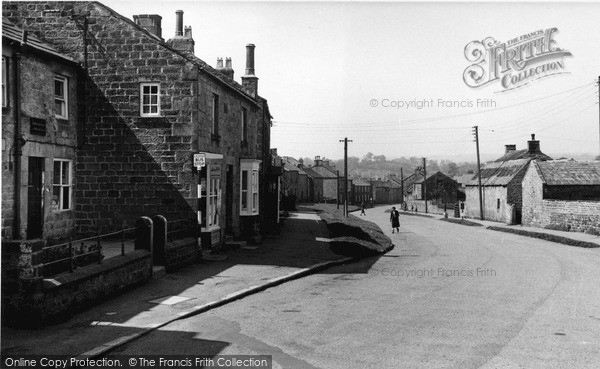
[
  {"xmin": 282, "ymin": 157, "xmax": 308, "ymax": 175},
  {"xmin": 303, "ymin": 167, "xmax": 337, "ymax": 179},
  {"xmin": 466, "ymin": 159, "xmax": 530, "ymax": 186},
  {"xmin": 352, "ymin": 178, "xmax": 371, "ymax": 187},
  {"xmin": 454, "ymin": 173, "xmax": 477, "ymax": 186},
  {"xmin": 494, "ymin": 149, "xmax": 552, "ymax": 162},
  {"xmin": 534, "ymin": 161, "xmax": 600, "ymax": 185},
  {"xmin": 2, "ymin": 17, "xmax": 75, "ymax": 62}
]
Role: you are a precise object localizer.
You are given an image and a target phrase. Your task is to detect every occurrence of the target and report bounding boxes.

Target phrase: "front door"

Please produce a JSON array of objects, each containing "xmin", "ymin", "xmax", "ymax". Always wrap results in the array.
[
  {"xmin": 225, "ymin": 164, "xmax": 234, "ymax": 234},
  {"xmin": 27, "ymin": 157, "xmax": 44, "ymax": 239}
]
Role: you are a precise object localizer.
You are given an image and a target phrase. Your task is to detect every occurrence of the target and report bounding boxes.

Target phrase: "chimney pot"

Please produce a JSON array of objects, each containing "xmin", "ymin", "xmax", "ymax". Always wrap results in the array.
[
  {"xmin": 216, "ymin": 57, "xmax": 223, "ymax": 69},
  {"xmin": 245, "ymin": 43, "xmax": 256, "ymax": 76},
  {"xmin": 175, "ymin": 10, "xmax": 183, "ymax": 36},
  {"xmin": 225, "ymin": 57, "xmax": 232, "ymax": 69}
]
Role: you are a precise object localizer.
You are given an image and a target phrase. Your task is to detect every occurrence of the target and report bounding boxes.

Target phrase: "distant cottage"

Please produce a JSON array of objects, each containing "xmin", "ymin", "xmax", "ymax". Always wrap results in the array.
[{"xmin": 464, "ymin": 134, "xmax": 551, "ymax": 224}]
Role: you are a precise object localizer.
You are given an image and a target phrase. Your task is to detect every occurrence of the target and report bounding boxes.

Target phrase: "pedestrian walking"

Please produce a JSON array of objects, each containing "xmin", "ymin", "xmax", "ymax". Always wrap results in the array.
[
  {"xmin": 390, "ymin": 206, "xmax": 400, "ymax": 233},
  {"xmin": 360, "ymin": 202, "xmax": 366, "ymax": 216}
]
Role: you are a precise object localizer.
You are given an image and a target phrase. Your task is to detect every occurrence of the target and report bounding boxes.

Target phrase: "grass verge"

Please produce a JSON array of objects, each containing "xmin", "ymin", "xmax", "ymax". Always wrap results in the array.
[
  {"xmin": 440, "ymin": 218, "xmax": 483, "ymax": 227},
  {"xmin": 487, "ymin": 226, "xmax": 600, "ymax": 248}
]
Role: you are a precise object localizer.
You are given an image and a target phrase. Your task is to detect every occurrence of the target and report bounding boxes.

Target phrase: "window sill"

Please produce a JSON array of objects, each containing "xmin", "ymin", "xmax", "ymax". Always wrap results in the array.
[{"xmin": 240, "ymin": 212, "xmax": 259, "ymax": 217}]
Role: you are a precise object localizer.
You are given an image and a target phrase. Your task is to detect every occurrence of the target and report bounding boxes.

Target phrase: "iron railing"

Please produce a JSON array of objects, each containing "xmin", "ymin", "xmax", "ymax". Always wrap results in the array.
[{"xmin": 42, "ymin": 224, "xmax": 136, "ymax": 277}]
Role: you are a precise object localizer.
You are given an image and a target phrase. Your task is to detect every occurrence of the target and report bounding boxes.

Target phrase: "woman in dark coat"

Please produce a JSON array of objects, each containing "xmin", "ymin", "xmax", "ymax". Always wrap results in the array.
[{"xmin": 390, "ymin": 206, "xmax": 400, "ymax": 233}]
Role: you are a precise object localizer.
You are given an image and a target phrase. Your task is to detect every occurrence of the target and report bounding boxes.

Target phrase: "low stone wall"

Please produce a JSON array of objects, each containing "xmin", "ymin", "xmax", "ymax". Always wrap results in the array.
[
  {"xmin": 541, "ymin": 199, "xmax": 600, "ymax": 234},
  {"xmin": 402, "ymin": 200, "xmax": 448, "ymax": 216},
  {"xmin": 165, "ymin": 238, "xmax": 201, "ymax": 272},
  {"xmin": 2, "ymin": 250, "xmax": 151, "ymax": 327}
]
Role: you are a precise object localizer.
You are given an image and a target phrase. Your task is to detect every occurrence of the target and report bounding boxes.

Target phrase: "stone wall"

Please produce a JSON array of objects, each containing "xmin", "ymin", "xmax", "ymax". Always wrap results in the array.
[
  {"xmin": 2, "ymin": 250, "xmax": 151, "ymax": 326},
  {"xmin": 522, "ymin": 163, "xmax": 544, "ymax": 227},
  {"xmin": 165, "ymin": 238, "xmax": 201, "ymax": 272},
  {"xmin": 465, "ymin": 186, "xmax": 512, "ymax": 223},
  {"xmin": 541, "ymin": 200, "xmax": 600, "ymax": 234}
]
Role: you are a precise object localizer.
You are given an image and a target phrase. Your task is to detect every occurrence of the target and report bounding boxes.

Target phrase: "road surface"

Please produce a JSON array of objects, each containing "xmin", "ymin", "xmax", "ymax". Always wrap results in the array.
[{"xmin": 109, "ymin": 206, "xmax": 600, "ymax": 368}]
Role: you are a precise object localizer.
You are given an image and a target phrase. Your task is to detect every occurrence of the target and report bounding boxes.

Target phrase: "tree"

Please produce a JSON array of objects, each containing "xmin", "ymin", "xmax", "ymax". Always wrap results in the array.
[
  {"xmin": 373, "ymin": 154, "xmax": 386, "ymax": 163},
  {"xmin": 362, "ymin": 152, "xmax": 374, "ymax": 163}
]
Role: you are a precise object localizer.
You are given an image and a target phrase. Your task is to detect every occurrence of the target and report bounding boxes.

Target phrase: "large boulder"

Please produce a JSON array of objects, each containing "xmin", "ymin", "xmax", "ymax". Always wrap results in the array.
[{"xmin": 319, "ymin": 212, "xmax": 393, "ymax": 258}]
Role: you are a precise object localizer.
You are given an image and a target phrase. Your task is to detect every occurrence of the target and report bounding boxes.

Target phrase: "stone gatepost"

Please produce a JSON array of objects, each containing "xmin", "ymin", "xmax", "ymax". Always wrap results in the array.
[
  {"xmin": 135, "ymin": 216, "xmax": 154, "ymax": 254},
  {"xmin": 151, "ymin": 215, "xmax": 167, "ymax": 267}
]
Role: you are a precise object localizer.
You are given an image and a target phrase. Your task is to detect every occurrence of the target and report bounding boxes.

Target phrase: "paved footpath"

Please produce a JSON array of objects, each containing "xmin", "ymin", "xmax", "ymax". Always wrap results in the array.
[
  {"xmin": 0, "ymin": 209, "xmax": 350, "ymax": 358},
  {"xmin": 430, "ymin": 212, "xmax": 600, "ymax": 247}
]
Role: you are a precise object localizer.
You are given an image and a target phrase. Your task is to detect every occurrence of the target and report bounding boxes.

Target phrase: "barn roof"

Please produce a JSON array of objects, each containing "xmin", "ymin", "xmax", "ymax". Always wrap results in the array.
[
  {"xmin": 466, "ymin": 159, "xmax": 531, "ymax": 186},
  {"xmin": 535, "ymin": 160, "xmax": 600, "ymax": 185}
]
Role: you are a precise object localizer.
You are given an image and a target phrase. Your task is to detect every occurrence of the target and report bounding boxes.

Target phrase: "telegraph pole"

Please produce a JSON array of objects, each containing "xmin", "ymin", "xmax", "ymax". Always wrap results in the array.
[
  {"xmin": 473, "ymin": 126, "xmax": 484, "ymax": 220},
  {"xmin": 400, "ymin": 167, "xmax": 404, "ymax": 207},
  {"xmin": 422, "ymin": 157, "xmax": 428, "ymax": 213},
  {"xmin": 597, "ymin": 76, "xmax": 600, "ymax": 159},
  {"xmin": 339, "ymin": 137, "xmax": 353, "ymax": 217}
]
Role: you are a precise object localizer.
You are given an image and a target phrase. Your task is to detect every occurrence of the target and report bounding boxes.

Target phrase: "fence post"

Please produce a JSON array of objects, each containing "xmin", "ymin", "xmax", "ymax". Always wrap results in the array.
[
  {"xmin": 69, "ymin": 237, "xmax": 74, "ymax": 273},
  {"xmin": 121, "ymin": 221, "xmax": 125, "ymax": 256},
  {"xmin": 97, "ymin": 230, "xmax": 102, "ymax": 264}
]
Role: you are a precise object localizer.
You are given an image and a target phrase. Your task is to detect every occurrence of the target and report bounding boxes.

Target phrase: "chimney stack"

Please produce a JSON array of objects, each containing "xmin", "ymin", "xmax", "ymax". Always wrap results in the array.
[
  {"xmin": 528, "ymin": 134, "xmax": 540, "ymax": 153},
  {"xmin": 314, "ymin": 156, "xmax": 322, "ymax": 167},
  {"xmin": 166, "ymin": 10, "xmax": 195, "ymax": 54},
  {"xmin": 215, "ymin": 57, "xmax": 234, "ymax": 80},
  {"xmin": 245, "ymin": 44, "xmax": 255, "ymax": 76},
  {"xmin": 242, "ymin": 43, "xmax": 258, "ymax": 98},
  {"xmin": 133, "ymin": 14, "xmax": 163, "ymax": 40},
  {"xmin": 175, "ymin": 10, "xmax": 183, "ymax": 36},
  {"xmin": 298, "ymin": 158, "xmax": 304, "ymax": 169},
  {"xmin": 504, "ymin": 144, "xmax": 516, "ymax": 154}
]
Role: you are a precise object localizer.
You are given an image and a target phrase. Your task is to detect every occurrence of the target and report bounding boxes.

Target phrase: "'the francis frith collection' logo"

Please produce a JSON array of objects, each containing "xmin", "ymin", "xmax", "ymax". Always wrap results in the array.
[{"xmin": 463, "ymin": 28, "xmax": 572, "ymax": 91}]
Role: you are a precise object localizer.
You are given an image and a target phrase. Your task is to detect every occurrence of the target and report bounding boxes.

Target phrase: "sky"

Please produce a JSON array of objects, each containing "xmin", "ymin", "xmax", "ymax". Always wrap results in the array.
[{"xmin": 103, "ymin": 1, "xmax": 600, "ymax": 162}]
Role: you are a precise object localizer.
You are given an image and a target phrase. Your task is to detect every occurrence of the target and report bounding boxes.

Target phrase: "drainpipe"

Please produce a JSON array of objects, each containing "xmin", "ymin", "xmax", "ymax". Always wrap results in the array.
[{"xmin": 12, "ymin": 33, "xmax": 25, "ymax": 239}]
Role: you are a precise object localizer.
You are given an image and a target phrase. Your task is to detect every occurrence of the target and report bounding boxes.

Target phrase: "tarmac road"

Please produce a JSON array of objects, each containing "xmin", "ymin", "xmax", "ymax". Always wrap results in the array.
[{"xmin": 108, "ymin": 206, "xmax": 600, "ymax": 369}]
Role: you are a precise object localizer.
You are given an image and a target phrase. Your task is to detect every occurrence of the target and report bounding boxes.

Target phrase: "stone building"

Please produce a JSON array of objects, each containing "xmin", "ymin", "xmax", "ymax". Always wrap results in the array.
[
  {"xmin": 522, "ymin": 160, "xmax": 600, "ymax": 234},
  {"xmin": 2, "ymin": 2, "xmax": 276, "ymax": 247},
  {"xmin": 351, "ymin": 178, "xmax": 371, "ymax": 206},
  {"xmin": 2, "ymin": 18, "xmax": 80, "ymax": 242},
  {"xmin": 281, "ymin": 156, "xmax": 310, "ymax": 208},
  {"xmin": 303, "ymin": 156, "xmax": 339, "ymax": 202},
  {"xmin": 464, "ymin": 135, "xmax": 551, "ymax": 223}
]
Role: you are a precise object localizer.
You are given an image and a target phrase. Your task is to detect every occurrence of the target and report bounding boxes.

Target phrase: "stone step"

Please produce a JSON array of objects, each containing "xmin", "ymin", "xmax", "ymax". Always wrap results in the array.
[
  {"xmin": 202, "ymin": 254, "xmax": 228, "ymax": 261},
  {"xmin": 224, "ymin": 240, "xmax": 247, "ymax": 251},
  {"xmin": 152, "ymin": 265, "xmax": 166, "ymax": 279}
]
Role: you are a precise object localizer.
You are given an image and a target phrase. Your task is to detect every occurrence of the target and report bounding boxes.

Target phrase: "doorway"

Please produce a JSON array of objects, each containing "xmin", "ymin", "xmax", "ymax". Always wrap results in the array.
[{"xmin": 27, "ymin": 157, "xmax": 44, "ymax": 239}]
